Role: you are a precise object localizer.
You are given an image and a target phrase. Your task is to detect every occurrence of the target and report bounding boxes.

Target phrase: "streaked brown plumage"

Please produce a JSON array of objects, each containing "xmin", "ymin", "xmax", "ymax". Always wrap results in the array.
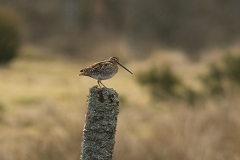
[{"xmin": 78, "ymin": 57, "xmax": 133, "ymax": 88}]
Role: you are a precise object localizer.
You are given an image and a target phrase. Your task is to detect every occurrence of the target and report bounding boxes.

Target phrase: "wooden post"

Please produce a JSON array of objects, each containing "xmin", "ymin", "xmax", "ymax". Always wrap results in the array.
[{"xmin": 80, "ymin": 86, "xmax": 119, "ymax": 160}]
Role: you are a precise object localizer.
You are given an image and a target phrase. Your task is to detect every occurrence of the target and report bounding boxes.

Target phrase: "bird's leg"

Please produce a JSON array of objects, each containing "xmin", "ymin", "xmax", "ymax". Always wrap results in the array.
[
  {"xmin": 97, "ymin": 80, "xmax": 102, "ymax": 88},
  {"xmin": 99, "ymin": 81, "xmax": 107, "ymax": 88}
]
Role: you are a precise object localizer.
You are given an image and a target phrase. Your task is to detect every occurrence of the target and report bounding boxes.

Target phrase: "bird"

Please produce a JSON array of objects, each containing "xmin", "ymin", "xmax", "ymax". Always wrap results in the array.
[{"xmin": 78, "ymin": 57, "xmax": 133, "ymax": 88}]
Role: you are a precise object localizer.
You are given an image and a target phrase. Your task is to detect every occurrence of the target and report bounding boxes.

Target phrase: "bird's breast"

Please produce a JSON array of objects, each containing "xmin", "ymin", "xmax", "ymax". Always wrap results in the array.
[
  {"xmin": 91, "ymin": 71, "xmax": 117, "ymax": 80},
  {"xmin": 91, "ymin": 65, "xmax": 118, "ymax": 80}
]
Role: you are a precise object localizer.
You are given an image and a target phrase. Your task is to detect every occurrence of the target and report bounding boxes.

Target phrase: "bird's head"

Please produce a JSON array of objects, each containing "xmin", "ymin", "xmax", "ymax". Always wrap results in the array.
[
  {"xmin": 109, "ymin": 56, "xmax": 119, "ymax": 63},
  {"xmin": 109, "ymin": 56, "xmax": 133, "ymax": 74}
]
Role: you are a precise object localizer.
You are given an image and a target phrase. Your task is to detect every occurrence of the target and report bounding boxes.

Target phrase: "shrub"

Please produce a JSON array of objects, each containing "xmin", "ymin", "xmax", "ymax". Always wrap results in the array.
[
  {"xmin": 137, "ymin": 66, "xmax": 202, "ymax": 105},
  {"xmin": 200, "ymin": 53, "xmax": 240, "ymax": 96},
  {"xmin": 0, "ymin": 102, "xmax": 5, "ymax": 122},
  {"xmin": 224, "ymin": 54, "xmax": 240, "ymax": 84},
  {"xmin": 200, "ymin": 63, "xmax": 224, "ymax": 95},
  {"xmin": 137, "ymin": 66, "xmax": 182, "ymax": 100},
  {"xmin": 0, "ymin": 6, "xmax": 21, "ymax": 64}
]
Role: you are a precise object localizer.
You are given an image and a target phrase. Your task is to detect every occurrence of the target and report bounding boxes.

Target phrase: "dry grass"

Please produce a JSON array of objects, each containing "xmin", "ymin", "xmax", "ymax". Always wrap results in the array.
[
  {"xmin": 0, "ymin": 45, "xmax": 240, "ymax": 160},
  {"xmin": 115, "ymin": 94, "xmax": 240, "ymax": 160}
]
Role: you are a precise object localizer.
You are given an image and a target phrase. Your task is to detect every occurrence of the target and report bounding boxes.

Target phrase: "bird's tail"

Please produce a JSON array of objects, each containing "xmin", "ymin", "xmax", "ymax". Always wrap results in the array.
[
  {"xmin": 78, "ymin": 69, "xmax": 88, "ymax": 76},
  {"xmin": 78, "ymin": 72, "xmax": 84, "ymax": 76}
]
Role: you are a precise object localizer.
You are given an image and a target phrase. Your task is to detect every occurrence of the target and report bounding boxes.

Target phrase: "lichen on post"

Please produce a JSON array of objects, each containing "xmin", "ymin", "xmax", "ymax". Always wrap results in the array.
[{"xmin": 80, "ymin": 86, "xmax": 119, "ymax": 160}]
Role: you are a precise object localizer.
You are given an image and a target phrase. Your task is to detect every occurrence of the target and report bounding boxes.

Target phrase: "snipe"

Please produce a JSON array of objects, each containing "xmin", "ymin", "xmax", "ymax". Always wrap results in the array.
[{"xmin": 78, "ymin": 57, "xmax": 133, "ymax": 88}]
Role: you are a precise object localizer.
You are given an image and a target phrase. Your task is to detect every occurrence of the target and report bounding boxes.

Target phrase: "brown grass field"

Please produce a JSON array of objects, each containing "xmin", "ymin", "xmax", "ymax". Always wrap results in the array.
[{"xmin": 0, "ymin": 45, "xmax": 240, "ymax": 160}]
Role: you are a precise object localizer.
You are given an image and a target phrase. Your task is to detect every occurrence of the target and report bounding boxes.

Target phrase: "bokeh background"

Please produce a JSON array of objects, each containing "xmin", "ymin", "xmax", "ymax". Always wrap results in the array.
[{"xmin": 0, "ymin": 0, "xmax": 240, "ymax": 160}]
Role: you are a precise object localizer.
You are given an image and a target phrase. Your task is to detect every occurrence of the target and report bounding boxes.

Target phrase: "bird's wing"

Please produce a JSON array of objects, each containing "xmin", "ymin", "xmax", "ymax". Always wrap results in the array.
[
  {"xmin": 80, "ymin": 60, "xmax": 103, "ymax": 72},
  {"xmin": 79, "ymin": 60, "xmax": 112, "ymax": 76},
  {"xmin": 90, "ymin": 61, "xmax": 112, "ymax": 71}
]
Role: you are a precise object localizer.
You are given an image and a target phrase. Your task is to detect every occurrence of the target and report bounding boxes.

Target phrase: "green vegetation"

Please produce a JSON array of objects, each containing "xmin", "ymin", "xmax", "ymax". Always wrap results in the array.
[
  {"xmin": 137, "ymin": 66, "xmax": 182, "ymax": 99},
  {"xmin": 137, "ymin": 53, "xmax": 240, "ymax": 104},
  {"xmin": 200, "ymin": 63, "xmax": 224, "ymax": 95},
  {"xmin": 0, "ymin": 6, "xmax": 21, "ymax": 64},
  {"xmin": 136, "ymin": 66, "xmax": 199, "ymax": 105},
  {"xmin": 0, "ymin": 102, "xmax": 5, "ymax": 122},
  {"xmin": 201, "ymin": 53, "xmax": 240, "ymax": 96},
  {"xmin": 224, "ymin": 54, "xmax": 240, "ymax": 84}
]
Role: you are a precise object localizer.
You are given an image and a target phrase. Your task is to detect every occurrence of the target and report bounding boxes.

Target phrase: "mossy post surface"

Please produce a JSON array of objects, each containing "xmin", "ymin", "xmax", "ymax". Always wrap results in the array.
[{"xmin": 80, "ymin": 86, "xmax": 119, "ymax": 160}]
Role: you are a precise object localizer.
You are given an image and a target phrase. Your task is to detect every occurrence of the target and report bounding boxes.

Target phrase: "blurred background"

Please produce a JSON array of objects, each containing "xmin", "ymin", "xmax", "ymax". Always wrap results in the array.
[{"xmin": 0, "ymin": 0, "xmax": 240, "ymax": 160}]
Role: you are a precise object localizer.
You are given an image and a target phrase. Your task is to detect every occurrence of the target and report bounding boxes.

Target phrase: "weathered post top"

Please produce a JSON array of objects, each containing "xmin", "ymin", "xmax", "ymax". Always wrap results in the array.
[{"xmin": 80, "ymin": 86, "xmax": 119, "ymax": 160}]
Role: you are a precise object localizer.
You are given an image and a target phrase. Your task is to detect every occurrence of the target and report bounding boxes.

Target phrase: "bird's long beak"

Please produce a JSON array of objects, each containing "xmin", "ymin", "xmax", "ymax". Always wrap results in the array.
[{"xmin": 116, "ymin": 61, "xmax": 133, "ymax": 74}]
